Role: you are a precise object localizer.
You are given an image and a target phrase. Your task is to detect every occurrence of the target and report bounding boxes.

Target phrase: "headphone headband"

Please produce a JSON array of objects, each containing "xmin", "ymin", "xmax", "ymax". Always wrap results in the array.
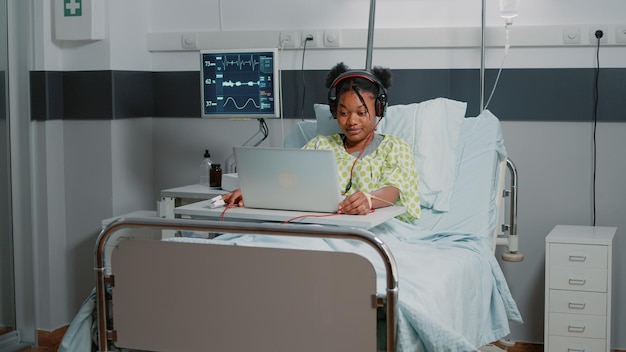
[{"xmin": 328, "ymin": 70, "xmax": 388, "ymax": 118}]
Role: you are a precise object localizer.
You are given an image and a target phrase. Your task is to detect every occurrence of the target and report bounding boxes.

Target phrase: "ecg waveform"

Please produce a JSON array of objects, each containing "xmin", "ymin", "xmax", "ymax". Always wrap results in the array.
[
  {"xmin": 221, "ymin": 54, "xmax": 260, "ymax": 71},
  {"xmin": 203, "ymin": 54, "xmax": 262, "ymax": 72},
  {"xmin": 222, "ymin": 80, "xmax": 260, "ymax": 88}
]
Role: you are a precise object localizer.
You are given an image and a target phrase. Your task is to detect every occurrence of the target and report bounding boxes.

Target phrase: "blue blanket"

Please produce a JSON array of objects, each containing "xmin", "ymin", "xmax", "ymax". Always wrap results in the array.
[{"xmin": 170, "ymin": 219, "xmax": 523, "ymax": 352}]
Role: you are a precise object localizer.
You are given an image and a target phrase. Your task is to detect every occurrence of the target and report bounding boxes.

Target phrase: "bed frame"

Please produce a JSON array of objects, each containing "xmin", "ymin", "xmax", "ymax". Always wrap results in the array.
[
  {"xmin": 95, "ymin": 218, "xmax": 399, "ymax": 352},
  {"xmin": 93, "ymin": 155, "xmax": 521, "ymax": 352}
]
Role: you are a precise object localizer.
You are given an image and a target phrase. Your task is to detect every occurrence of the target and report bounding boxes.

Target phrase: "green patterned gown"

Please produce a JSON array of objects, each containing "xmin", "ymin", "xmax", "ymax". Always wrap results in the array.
[{"xmin": 304, "ymin": 133, "xmax": 421, "ymax": 222}]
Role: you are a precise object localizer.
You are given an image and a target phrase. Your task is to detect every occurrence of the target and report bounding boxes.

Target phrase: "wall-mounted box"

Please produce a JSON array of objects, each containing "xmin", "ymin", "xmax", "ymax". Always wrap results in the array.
[{"xmin": 54, "ymin": 0, "xmax": 105, "ymax": 41}]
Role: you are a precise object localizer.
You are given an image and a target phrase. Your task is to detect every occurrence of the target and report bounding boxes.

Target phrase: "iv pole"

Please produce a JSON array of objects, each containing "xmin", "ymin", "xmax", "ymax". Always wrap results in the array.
[
  {"xmin": 367, "ymin": 0, "xmax": 487, "ymax": 111},
  {"xmin": 365, "ymin": 0, "xmax": 377, "ymax": 71}
]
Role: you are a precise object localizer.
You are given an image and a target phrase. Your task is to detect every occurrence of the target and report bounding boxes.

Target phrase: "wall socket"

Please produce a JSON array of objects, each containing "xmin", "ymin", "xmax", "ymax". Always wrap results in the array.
[
  {"xmin": 323, "ymin": 30, "xmax": 342, "ymax": 47},
  {"xmin": 589, "ymin": 26, "xmax": 608, "ymax": 44},
  {"xmin": 279, "ymin": 31, "xmax": 299, "ymax": 48},
  {"xmin": 562, "ymin": 26, "xmax": 580, "ymax": 44},
  {"xmin": 301, "ymin": 30, "xmax": 320, "ymax": 48},
  {"xmin": 616, "ymin": 26, "xmax": 626, "ymax": 44}
]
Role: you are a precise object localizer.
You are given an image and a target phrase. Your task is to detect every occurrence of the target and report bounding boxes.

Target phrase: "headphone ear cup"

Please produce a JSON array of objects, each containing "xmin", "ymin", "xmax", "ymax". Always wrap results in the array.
[
  {"xmin": 376, "ymin": 93, "xmax": 387, "ymax": 117},
  {"xmin": 328, "ymin": 87, "xmax": 338, "ymax": 118}
]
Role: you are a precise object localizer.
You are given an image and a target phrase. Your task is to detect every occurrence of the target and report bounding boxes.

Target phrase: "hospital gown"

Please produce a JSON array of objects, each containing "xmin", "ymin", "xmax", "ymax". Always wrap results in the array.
[{"xmin": 304, "ymin": 133, "xmax": 421, "ymax": 221}]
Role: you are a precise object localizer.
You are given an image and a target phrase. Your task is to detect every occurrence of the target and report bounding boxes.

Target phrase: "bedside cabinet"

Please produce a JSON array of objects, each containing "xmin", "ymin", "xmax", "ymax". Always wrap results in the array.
[{"xmin": 545, "ymin": 225, "xmax": 616, "ymax": 352}]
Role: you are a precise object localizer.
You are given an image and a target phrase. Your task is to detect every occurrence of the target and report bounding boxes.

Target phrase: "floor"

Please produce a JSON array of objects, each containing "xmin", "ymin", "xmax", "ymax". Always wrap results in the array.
[
  {"xmin": 18, "ymin": 347, "xmax": 57, "ymax": 352},
  {"xmin": 15, "ymin": 341, "xmax": 544, "ymax": 352}
]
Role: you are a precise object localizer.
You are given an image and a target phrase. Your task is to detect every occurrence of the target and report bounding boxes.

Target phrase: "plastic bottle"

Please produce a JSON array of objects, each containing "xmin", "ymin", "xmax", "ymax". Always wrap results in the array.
[
  {"xmin": 499, "ymin": 0, "xmax": 519, "ymax": 25},
  {"xmin": 210, "ymin": 163, "xmax": 222, "ymax": 188},
  {"xmin": 200, "ymin": 149, "xmax": 213, "ymax": 186}
]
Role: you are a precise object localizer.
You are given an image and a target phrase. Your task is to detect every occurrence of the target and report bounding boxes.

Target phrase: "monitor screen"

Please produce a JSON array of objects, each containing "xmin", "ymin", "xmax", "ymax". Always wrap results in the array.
[{"xmin": 200, "ymin": 48, "xmax": 280, "ymax": 119}]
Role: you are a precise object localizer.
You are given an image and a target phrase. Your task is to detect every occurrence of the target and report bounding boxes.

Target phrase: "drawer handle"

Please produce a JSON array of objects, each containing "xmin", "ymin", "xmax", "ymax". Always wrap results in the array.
[
  {"xmin": 568, "ymin": 278, "xmax": 586, "ymax": 286},
  {"xmin": 567, "ymin": 349, "xmax": 585, "ymax": 352},
  {"xmin": 568, "ymin": 255, "xmax": 587, "ymax": 262},
  {"xmin": 568, "ymin": 302, "xmax": 586, "ymax": 309},
  {"xmin": 568, "ymin": 325, "xmax": 586, "ymax": 333}
]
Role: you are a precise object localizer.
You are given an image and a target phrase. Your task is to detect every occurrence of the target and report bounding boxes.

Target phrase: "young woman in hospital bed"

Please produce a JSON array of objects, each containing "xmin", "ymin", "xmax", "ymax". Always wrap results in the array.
[
  {"xmin": 223, "ymin": 62, "xmax": 421, "ymax": 221},
  {"xmin": 60, "ymin": 63, "xmax": 521, "ymax": 352}
]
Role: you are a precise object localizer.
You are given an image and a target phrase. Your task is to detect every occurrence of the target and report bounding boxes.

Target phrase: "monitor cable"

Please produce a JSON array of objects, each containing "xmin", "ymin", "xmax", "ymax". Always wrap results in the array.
[
  {"xmin": 278, "ymin": 39, "xmax": 287, "ymax": 142},
  {"xmin": 591, "ymin": 30, "xmax": 602, "ymax": 226},
  {"xmin": 300, "ymin": 35, "xmax": 314, "ymax": 120}
]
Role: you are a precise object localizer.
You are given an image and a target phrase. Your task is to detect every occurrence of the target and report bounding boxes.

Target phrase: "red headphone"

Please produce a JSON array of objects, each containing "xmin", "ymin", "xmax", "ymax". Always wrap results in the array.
[{"xmin": 327, "ymin": 70, "xmax": 388, "ymax": 118}]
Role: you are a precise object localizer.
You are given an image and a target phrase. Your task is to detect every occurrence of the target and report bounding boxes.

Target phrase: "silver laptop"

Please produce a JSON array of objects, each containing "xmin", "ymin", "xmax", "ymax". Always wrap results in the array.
[{"xmin": 234, "ymin": 147, "xmax": 343, "ymax": 213}]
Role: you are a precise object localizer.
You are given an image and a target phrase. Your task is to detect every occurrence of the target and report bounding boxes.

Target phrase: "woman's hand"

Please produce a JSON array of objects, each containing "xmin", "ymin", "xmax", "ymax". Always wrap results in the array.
[
  {"xmin": 338, "ymin": 191, "xmax": 372, "ymax": 215},
  {"xmin": 338, "ymin": 186, "xmax": 399, "ymax": 215},
  {"xmin": 221, "ymin": 189, "xmax": 244, "ymax": 207}
]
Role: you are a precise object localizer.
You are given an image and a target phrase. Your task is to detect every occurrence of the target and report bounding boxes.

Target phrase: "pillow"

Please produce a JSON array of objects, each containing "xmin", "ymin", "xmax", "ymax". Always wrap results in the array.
[
  {"xmin": 283, "ymin": 120, "xmax": 318, "ymax": 148},
  {"xmin": 314, "ymin": 103, "xmax": 341, "ymax": 136},
  {"xmin": 380, "ymin": 98, "xmax": 466, "ymax": 212},
  {"xmin": 313, "ymin": 98, "xmax": 467, "ymax": 212}
]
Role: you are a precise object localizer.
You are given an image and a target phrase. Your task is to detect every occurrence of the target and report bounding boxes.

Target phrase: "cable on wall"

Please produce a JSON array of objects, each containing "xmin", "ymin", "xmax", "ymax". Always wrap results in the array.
[
  {"xmin": 300, "ymin": 35, "xmax": 313, "ymax": 120},
  {"xmin": 278, "ymin": 39, "xmax": 287, "ymax": 143},
  {"xmin": 591, "ymin": 30, "xmax": 602, "ymax": 227}
]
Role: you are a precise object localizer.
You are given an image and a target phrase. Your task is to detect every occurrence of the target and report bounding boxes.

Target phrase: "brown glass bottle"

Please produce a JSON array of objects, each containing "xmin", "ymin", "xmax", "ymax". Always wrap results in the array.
[{"xmin": 210, "ymin": 163, "xmax": 222, "ymax": 188}]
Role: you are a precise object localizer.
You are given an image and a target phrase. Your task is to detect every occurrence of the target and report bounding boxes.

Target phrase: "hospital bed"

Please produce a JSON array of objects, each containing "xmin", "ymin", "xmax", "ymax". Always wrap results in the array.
[{"xmin": 64, "ymin": 98, "xmax": 523, "ymax": 352}]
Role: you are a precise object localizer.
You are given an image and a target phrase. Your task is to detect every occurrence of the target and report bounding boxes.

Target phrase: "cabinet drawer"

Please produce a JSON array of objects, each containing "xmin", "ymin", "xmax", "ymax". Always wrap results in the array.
[
  {"xmin": 549, "ymin": 243, "xmax": 607, "ymax": 269},
  {"xmin": 547, "ymin": 335, "xmax": 606, "ymax": 352},
  {"xmin": 548, "ymin": 313, "xmax": 606, "ymax": 339},
  {"xmin": 549, "ymin": 290, "xmax": 607, "ymax": 315},
  {"xmin": 548, "ymin": 267, "xmax": 607, "ymax": 292}
]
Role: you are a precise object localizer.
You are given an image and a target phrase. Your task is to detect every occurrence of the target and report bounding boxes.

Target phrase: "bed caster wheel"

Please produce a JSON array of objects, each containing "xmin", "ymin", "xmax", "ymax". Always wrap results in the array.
[{"xmin": 502, "ymin": 251, "xmax": 524, "ymax": 262}]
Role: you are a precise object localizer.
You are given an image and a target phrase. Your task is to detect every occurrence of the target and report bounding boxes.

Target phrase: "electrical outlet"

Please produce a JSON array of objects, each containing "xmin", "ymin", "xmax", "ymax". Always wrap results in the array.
[
  {"xmin": 181, "ymin": 33, "xmax": 197, "ymax": 49},
  {"xmin": 589, "ymin": 26, "xmax": 608, "ymax": 44},
  {"xmin": 323, "ymin": 30, "xmax": 342, "ymax": 47},
  {"xmin": 562, "ymin": 26, "xmax": 580, "ymax": 44},
  {"xmin": 279, "ymin": 31, "xmax": 299, "ymax": 48},
  {"xmin": 616, "ymin": 26, "xmax": 626, "ymax": 44},
  {"xmin": 301, "ymin": 30, "xmax": 320, "ymax": 48}
]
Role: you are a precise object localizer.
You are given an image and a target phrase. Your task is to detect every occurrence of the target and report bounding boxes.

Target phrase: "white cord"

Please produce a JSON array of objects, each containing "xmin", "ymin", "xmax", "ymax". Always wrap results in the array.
[
  {"xmin": 483, "ymin": 24, "xmax": 510, "ymax": 110},
  {"xmin": 370, "ymin": 193, "xmax": 397, "ymax": 207},
  {"xmin": 278, "ymin": 40, "xmax": 286, "ymax": 145}
]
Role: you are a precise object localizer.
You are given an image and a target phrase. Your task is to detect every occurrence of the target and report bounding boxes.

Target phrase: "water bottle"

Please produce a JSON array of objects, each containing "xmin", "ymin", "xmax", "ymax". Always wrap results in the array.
[{"xmin": 200, "ymin": 149, "xmax": 213, "ymax": 186}]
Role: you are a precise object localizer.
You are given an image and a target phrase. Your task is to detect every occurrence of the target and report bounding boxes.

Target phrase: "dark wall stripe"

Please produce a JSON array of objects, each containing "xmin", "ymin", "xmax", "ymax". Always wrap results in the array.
[
  {"xmin": 152, "ymin": 71, "xmax": 199, "ymax": 117},
  {"xmin": 113, "ymin": 71, "xmax": 154, "ymax": 118},
  {"xmin": 0, "ymin": 72, "xmax": 6, "ymax": 121},
  {"xmin": 63, "ymin": 71, "xmax": 114, "ymax": 119},
  {"xmin": 30, "ymin": 68, "xmax": 626, "ymax": 122}
]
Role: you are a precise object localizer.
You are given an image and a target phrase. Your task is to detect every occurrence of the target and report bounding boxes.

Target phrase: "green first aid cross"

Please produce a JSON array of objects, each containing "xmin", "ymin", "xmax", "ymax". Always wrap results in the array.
[{"xmin": 64, "ymin": 0, "xmax": 82, "ymax": 17}]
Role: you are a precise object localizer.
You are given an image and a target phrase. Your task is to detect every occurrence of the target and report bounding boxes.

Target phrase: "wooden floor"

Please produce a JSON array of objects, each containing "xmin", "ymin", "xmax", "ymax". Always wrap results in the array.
[
  {"xmin": 18, "ymin": 347, "xmax": 57, "ymax": 352},
  {"xmin": 14, "ymin": 340, "xmax": 544, "ymax": 352}
]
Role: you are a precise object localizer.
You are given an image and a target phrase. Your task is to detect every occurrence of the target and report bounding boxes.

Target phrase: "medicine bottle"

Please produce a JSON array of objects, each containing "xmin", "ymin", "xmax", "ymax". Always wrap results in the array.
[
  {"xmin": 210, "ymin": 164, "xmax": 222, "ymax": 188},
  {"xmin": 200, "ymin": 149, "xmax": 212, "ymax": 186}
]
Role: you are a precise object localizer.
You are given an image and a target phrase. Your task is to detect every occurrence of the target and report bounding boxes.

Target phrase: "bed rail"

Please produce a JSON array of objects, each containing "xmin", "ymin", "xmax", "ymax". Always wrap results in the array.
[
  {"xmin": 94, "ymin": 217, "xmax": 399, "ymax": 352},
  {"xmin": 497, "ymin": 157, "xmax": 524, "ymax": 262}
]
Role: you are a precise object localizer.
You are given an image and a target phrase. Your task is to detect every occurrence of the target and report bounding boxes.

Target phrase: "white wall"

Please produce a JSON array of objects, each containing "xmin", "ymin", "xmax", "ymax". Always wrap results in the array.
[{"xmin": 27, "ymin": 0, "xmax": 626, "ymax": 348}]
